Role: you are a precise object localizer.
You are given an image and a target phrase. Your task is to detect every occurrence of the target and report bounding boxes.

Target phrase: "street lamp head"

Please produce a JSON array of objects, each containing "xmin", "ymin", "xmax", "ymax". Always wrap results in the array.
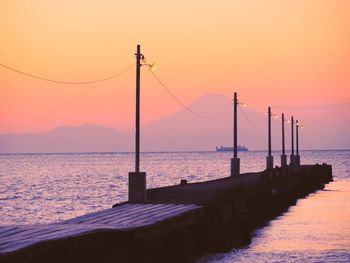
[
  {"xmin": 149, "ymin": 63, "xmax": 156, "ymax": 71},
  {"xmin": 238, "ymin": 100, "xmax": 246, "ymax": 107},
  {"xmin": 271, "ymin": 113, "xmax": 278, "ymax": 119},
  {"xmin": 141, "ymin": 56, "xmax": 156, "ymax": 71}
]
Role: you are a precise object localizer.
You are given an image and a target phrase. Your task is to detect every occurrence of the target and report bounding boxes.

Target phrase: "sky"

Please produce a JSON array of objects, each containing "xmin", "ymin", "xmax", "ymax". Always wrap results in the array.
[{"xmin": 1, "ymin": 0, "xmax": 349, "ymax": 142}]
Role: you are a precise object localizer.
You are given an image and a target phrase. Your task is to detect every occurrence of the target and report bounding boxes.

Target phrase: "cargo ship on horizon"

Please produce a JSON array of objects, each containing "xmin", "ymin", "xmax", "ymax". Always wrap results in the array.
[{"xmin": 215, "ymin": 145, "xmax": 248, "ymax": 152}]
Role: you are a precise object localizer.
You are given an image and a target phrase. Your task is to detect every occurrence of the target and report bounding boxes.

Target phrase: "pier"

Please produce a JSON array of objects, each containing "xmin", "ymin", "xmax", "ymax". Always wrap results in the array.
[
  {"xmin": 0, "ymin": 163, "xmax": 332, "ymax": 262},
  {"xmin": 0, "ymin": 45, "xmax": 334, "ymax": 262}
]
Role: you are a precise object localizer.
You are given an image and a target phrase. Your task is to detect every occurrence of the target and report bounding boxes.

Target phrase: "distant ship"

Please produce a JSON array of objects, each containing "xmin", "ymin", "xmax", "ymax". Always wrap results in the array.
[{"xmin": 216, "ymin": 145, "xmax": 248, "ymax": 152}]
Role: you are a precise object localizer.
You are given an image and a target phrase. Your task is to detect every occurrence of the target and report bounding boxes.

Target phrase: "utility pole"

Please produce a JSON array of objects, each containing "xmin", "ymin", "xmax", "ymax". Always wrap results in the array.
[
  {"xmin": 231, "ymin": 92, "xmax": 240, "ymax": 176},
  {"xmin": 296, "ymin": 120, "xmax": 300, "ymax": 166},
  {"xmin": 135, "ymin": 45, "xmax": 141, "ymax": 173},
  {"xmin": 290, "ymin": 116, "xmax": 295, "ymax": 166},
  {"xmin": 128, "ymin": 45, "xmax": 146, "ymax": 203},
  {"xmin": 233, "ymin": 92, "xmax": 238, "ymax": 159},
  {"xmin": 266, "ymin": 107, "xmax": 273, "ymax": 170},
  {"xmin": 281, "ymin": 113, "xmax": 287, "ymax": 167}
]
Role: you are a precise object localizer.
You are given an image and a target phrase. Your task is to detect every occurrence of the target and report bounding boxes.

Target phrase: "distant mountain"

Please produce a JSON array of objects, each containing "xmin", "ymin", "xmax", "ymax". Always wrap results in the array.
[
  {"xmin": 141, "ymin": 94, "xmax": 350, "ymax": 151},
  {"xmin": 0, "ymin": 124, "xmax": 132, "ymax": 153},
  {"xmin": 142, "ymin": 93, "xmax": 270, "ymax": 151},
  {"xmin": 0, "ymin": 94, "xmax": 270, "ymax": 153},
  {"xmin": 1, "ymin": 94, "xmax": 349, "ymax": 153},
  {"xmin": 0, "ymin": 94, "xmax": 287, "ymax": 153}
]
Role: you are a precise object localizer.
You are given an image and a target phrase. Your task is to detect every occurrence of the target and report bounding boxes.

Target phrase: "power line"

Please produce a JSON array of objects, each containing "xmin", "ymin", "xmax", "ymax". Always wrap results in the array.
[
  {"xmin": 238, "ymin": 105, "xmax": 259, "ymax": 129},
  {"xmin": 238, "ymin": 105, "xmax": 267, "ymax": 136},
  {"xmin": 0, "ymin": 63, "xmax": 134, "ymax": 84},
  {"xmin": 149, "ymin": 70, "xmax": 215, "ymax": 120}
]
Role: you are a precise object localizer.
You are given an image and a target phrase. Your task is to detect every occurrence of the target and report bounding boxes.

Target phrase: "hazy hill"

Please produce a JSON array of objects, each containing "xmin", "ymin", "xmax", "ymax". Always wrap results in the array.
[
  {"xmin": 142, "ymin": 93, "xmax": 270, "ymax": 151},
  {"xmin": 0, "ymin": 94, "xmax": 270, "ymax": 153},
  {"xmin": 0, "ymin": 124, "xmax": 132, "ymax": 153},
  {"xmin": 0, "ymin": 94, "xmax": 349, "ymax": 153}
]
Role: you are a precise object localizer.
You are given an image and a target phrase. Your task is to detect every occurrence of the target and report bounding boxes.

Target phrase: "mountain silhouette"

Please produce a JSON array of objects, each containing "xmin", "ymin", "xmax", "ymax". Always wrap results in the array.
[
  {"xmin": 0, "ymin": 94, "xmax": 349, "ymax": 153},
  {"xmin": 0, "ymin": 124, "xmax": 132, "ymax": 153},
  {"xmin": 142, "ymin": 93, "xmax": 269, "ymax": 151}
]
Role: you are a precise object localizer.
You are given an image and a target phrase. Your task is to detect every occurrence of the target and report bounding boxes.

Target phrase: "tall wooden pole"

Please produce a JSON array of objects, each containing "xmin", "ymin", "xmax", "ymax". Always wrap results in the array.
[
  {"xmin": 268, "ymin": 107, "xmax": 272, "ymax": 157},
  {"xmin": 281, "ymin": 113, "xmax": 287, "ymax": 167},
  {"xmin": 282, "ymin": 113, "xmax": 285, "ymax": 156},
  {"xmin": 128, "ymin": 45, "xmax": 146, "ymax": 203},
  {"xmin": 233, "ymin": 92, "xmax": 238, "ymax": 158},
  {"xmin": 291, "ymin": 116, "xmax": 294, "ymax": 156},
  {"xmin": 135, "ymin": 45, "xmax": 141, "ymax": 173},
  {"xmin": 231, "ymin": 92, "xmax": 240, "ymax": 176},
  {"xmin": 295, "ymin": 119, "xmax": 301, "ymax": 166},
  {"xmin": 266, "ymin": 107, "xmax": 273, "ymax": 170},
  {"xmin": 296, "ymin": 120, "xmax": 299, "ymax": 156},
  {"xmin": 290, "ymin": 116, "xmax": 295, "ymax": 166}
]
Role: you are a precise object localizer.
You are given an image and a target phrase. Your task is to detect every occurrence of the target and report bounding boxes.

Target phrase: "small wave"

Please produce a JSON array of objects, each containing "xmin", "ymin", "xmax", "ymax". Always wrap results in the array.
[{"xmin": 0, "ymin": 195, "xmax": 20, "ymax": 201}]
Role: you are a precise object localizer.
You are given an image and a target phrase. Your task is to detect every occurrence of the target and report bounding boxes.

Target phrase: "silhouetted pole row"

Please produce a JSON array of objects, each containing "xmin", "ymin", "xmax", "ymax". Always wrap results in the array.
[
  {"xmin": 129, "ymin": 45, "xmax": 146, "ymax": 203},
  {"xmin": 266, "ymin": 107, "xmax": 274, "ymax": 170},
  {"xmin": 231, "ymin": 92, "xmax": 240, "ymax": 176},
  {"xmin": 126, "ymin": 49, "xmax": 304, "ymax": 194},
  {"xmin": 281, "ymin": 113, "xmax": 287, "ymax": 167},
  {"xmin": 230, "ymin": 93, "xmax": 304, "ymax": 175},
  {"xmin": 265, "ymin": 108, "xmax": 302, "ymax": 170}
]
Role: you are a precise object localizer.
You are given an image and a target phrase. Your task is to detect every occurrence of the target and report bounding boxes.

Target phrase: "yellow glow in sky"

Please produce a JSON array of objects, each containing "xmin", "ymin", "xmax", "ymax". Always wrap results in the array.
[{"xmin": 0, "ymin": 0, "xmax": 349, "ymax": 133}]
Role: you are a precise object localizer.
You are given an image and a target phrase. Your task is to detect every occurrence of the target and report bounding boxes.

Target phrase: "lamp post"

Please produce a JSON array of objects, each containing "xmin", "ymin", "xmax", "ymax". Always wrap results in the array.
[
  {"xmin": 290, "ymin": 116, "xmax": 295, "ymax": 166},
  {"xmin": 266, "ymin": 107, "xmax": 274, "ymax": 170},
  {"xmin": 231, "ymin": 92, "xmax": 240, "ymax": 176},
  {"xmin": 296, "ymin": 120, "xmax": 301, "ymax": 166},
  {"xmin": 128, "ymin": 45, "xmax": 146, "ymax": 203},
  {"xmin": 281, "ymin": 113, "xmax": 287, "ymax": 167}
]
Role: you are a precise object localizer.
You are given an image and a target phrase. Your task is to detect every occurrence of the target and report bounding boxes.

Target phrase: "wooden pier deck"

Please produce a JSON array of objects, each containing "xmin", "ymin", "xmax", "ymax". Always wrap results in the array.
[{"xmin": 0, "ymin": 204, "xmax": 204, "ymax": 262}]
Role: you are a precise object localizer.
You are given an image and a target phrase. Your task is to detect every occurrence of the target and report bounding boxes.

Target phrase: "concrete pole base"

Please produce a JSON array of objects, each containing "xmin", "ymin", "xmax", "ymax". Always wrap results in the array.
[
  {"xmin": 295, "ymin": 155, "xmax": 300, "ymax": 166},
  {"xmin": 266, "ymin": 156, "xmax": 274, "ymax": 170},
  {"xmin": 231, "ymin": 158, "xmax": 240, "ymax": 176},
  {"xmin": 128, "ymin": 172, "xmax": 146, "ymax": 203},
  {"xmin": 281, "ymin": 155, "xmax": 287, "ymax": 167},
  {"xmin": 290, "ymin": 155, "xmax": 295, "ymax": 166}
]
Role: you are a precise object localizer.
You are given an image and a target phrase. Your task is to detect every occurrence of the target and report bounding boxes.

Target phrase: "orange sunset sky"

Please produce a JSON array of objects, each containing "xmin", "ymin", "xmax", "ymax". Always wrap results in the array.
[{"xmin": 1, "ymin": 0, "xmax": 349, "ymax": 140}]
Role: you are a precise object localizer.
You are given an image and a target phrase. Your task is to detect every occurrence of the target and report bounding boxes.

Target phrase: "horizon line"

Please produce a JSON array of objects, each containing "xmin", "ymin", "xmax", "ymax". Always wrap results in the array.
[{"xmin": 0, "ymin": 148, "xmax": 349, "ymax": 156}]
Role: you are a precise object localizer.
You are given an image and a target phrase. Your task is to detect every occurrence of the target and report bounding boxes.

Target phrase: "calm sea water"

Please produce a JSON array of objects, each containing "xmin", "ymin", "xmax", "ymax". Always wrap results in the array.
[{"xmin": 1, "ymin": 150, "xmax": 349, "ymax": 262}]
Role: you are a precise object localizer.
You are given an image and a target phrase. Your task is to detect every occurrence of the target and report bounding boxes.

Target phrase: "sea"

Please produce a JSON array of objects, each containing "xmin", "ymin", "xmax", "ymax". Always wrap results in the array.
[{"xmin": 1, "ymin": 150, "xmax": 349, "ymax": 262}]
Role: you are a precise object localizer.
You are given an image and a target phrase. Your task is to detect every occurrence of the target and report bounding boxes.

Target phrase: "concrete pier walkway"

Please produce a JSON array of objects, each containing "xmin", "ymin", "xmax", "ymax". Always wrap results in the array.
[
  {"xmin": 0, "ymin": 204, "xmax": 203, "ymax": 262},
  {"xmin": 0, "ymin": 164, "xmax": 333, "ymax": 262}
]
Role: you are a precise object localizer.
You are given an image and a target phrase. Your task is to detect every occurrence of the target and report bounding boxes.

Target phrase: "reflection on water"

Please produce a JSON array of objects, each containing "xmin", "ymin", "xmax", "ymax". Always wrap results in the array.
[
  {"xmin": 200, "ymin": 182, "xmax": 350, "ymax": 262},
  {"xmin": 199, "ymin": 151, "xmax": 350, "ymax": 263},
  {"xmin": 0, "ymin": 150, "xmax": 349, "ymax": 262}
]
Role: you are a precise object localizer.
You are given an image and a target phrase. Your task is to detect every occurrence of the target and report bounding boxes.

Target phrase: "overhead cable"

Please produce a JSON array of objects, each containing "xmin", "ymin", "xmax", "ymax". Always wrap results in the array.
[
  {"xmin": 149, "ymin": 70, "xmax": 215, "ymax": 120},
  {"xmin": 0, "ymin": 63, "xmax": 134, "ymax": 84}
]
